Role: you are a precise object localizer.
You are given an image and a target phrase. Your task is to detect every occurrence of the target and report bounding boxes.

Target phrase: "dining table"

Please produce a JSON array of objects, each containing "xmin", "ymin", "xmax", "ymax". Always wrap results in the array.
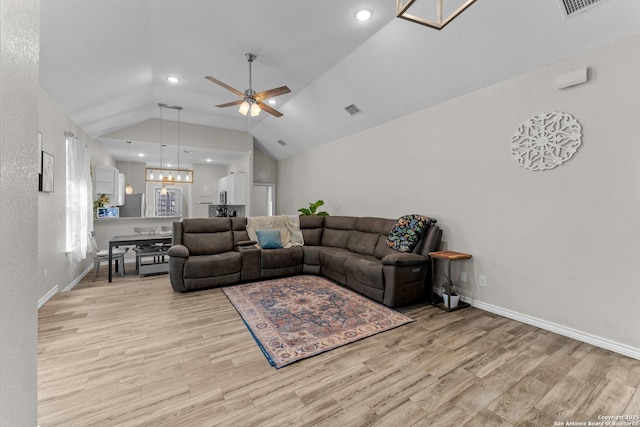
[{"xmin": 108, "ymin": 233, "xmax": 172, "ymax": 282}]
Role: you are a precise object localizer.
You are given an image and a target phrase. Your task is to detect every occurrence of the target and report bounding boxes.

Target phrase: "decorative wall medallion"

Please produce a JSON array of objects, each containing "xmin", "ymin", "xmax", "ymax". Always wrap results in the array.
[
  {"xmin": 511, "ymin": 111, "xmax": 582, "ymax": 171},
  {"xmin": 200, "ymin": 182, "xmax": 210, "ymax": 196},
  {"xmin": 254, "ymin": 169, "xmax": 272, "ymax": 183}
]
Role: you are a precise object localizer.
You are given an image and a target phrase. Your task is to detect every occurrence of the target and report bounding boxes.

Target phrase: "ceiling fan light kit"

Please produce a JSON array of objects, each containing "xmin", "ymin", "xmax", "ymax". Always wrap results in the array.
[
  {"xmin": 396, "ymin": 0, "xmax": 478, "ymax": 30},
  {"xmin": 205, "ymin": 53, "xmax": 291, "ymax": 118}
]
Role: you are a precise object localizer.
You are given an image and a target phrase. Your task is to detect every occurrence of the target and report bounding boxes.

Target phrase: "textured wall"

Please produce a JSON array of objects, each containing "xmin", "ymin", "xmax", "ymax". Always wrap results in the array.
[
  {"xmin": 0, "ymin": 0, "xmax": 40, "ymax": 424},
  {"xmin": 278, "ymin": 35, "xmax": 640, "ymax": 356}
]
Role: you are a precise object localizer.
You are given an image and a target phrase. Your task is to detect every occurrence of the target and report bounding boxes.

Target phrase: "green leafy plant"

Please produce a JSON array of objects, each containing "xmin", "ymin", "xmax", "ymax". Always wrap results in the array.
[
  {"xmin": 298, "ymin": 199, "xmax": 329, "ymax": 216},
  {"xmin": 93, "ymin": 194, "xmax": 110, "ymax": 209},
  {"xmin": 442, "ymin": 272, "xmax": 458, "ymax": 296}
]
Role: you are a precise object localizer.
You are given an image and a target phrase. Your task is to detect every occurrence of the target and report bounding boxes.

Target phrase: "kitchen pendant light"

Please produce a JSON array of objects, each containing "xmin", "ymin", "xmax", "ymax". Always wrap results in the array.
[
  {"xmin": 154, "ymin": 102, "xmax": 190, "ymax": 187},
  {"xmin": 160, "ymin": 125, "xmax": 167, "ymax": 195},
  {"xmin": 125, "ymin": 141, "xmax": 133, "ymax": 194}
]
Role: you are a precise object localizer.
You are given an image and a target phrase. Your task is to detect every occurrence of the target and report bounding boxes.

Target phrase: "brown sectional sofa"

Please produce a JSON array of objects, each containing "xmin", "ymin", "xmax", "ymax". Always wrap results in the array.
[{"xmin": 168, "ymin": 215, "xmax": 442, "ymax": 308}]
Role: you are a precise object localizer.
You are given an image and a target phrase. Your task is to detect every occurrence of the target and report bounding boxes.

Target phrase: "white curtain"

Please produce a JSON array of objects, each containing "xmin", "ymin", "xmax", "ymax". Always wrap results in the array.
[{"xmin": 66, "ymin": 135, "xmax": 92, "ymax": 261}]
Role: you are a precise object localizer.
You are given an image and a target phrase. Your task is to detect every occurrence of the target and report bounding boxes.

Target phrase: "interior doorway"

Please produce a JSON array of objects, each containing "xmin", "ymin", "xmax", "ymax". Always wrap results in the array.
[{"xmin": 252, "ymin": 184, "xmax": 275, "ymax": 216}]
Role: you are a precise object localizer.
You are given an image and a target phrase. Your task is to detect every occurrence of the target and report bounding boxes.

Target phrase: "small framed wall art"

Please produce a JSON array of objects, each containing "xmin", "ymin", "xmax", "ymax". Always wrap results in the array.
[{"xmin": 40, "ymin": 151, "xmax": 55, "ymax": 192}]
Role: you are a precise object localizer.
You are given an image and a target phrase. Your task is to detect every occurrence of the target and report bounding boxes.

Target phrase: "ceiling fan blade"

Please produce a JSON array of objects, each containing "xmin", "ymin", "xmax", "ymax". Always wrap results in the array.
[
  {"xmin": 216, "ymin": 100, "xmax": 244, "ymax": 108},
  {"xmin": 205, "ymin": 76, "xmax": 244, "ymax": 97},
  {"xmin": 255, "ymin": 86, "xmax": 291, "ymax": 101},
  {"xmin": 257, "ymin": 100, "xmax": 284, "ymax": 118}
]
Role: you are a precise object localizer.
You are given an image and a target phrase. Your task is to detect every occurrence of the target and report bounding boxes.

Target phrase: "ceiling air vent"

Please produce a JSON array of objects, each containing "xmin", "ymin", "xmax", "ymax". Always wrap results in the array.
[
  {"xmin": 344, "ymin": 104, "xmax": 361, "ymax": 116},
  {"xmin": 276, "ymin": 139, "xmax": 287, "ymax": 146},
  {"xmin": 558, "ymin": 0, "xmax": 607, "ymax": 17}
]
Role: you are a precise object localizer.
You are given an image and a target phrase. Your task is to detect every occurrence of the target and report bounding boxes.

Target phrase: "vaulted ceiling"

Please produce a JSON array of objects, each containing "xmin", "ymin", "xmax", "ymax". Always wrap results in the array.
[{"xmin": 40, "ymin": 1, "xmax": 640, "ymax": 163}]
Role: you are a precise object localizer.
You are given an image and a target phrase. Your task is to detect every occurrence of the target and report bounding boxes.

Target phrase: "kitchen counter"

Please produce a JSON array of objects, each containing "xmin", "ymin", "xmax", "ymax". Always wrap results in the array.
[{"xmin": 95, "ymin": 216, "xmax": 182, "ymax": 222}]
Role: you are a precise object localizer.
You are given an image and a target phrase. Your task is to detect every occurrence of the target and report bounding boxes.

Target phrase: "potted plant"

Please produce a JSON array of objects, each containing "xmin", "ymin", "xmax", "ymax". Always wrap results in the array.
[
  {"xmin": 442, "ymin": 272, "xmax": 459, "ymax": 309},
  {"xmin": 298, "ymin": 199, "xmax": 329, "ymax": 216},
  {"xmin": 93, "ymin": 194, "xmax": 110, "ymax": 209}
]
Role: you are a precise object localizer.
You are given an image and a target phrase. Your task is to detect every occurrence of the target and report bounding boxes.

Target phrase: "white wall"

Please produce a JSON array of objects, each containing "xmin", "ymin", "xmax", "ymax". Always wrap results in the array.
[
  {"xmin": 253, "ymin": 144, "xmax": 278, "ymax": 184},
  {"xmin": 278, "ymin": 35, "xmax": 640, "ymax": 357},
  {"xmin": 0, "ymin": 0, "xmax": 39, "ymax": 423},
  {"xmin": 38, "ymin": 91, "xmax": 109, "ymax": 301},
  {"xmin": 191, "ymin": 163, "xmax": 228, "ymax": 217}
]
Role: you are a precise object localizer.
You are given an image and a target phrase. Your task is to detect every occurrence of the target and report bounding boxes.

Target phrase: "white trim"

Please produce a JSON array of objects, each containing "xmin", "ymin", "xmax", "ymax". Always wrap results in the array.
[
  {"xmin": 462, "ymin": 296, "xmax": 640, "ymax": 361},
  {"xmin": 38, "ymin": 285, "xmax": 59, "ymax": 309},
  {"xmin": 62, "ymin": 265, "xmax": 92, "ymax": 292}
]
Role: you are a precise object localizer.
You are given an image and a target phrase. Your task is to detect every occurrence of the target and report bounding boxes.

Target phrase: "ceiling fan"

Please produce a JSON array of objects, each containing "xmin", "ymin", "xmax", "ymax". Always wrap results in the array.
[{"xmin": 205, "ymin": 53, "xmax": 291, "ymax": 118}]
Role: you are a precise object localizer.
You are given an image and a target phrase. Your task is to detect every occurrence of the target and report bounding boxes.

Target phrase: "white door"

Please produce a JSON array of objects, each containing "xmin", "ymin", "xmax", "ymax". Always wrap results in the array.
[{"xmin": 252, "ymin": 184, "xmax": 274, "ymax": 216}]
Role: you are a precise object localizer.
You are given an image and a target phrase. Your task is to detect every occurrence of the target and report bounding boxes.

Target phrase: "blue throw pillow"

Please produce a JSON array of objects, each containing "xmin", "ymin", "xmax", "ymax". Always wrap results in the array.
[{"xmin": 255, "ymin": 229, "xmax": 283, "ymax": 249}]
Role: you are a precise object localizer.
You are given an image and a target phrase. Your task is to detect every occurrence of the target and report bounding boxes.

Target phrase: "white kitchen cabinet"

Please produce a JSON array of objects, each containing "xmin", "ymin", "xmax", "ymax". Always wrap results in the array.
[
  {"xmin": 95, "ymin": 165, "xmax": 119, "ymax": 197},
  {"xmin": 217, "ymin": 173, "xmax": 246, "ymax": 205}
]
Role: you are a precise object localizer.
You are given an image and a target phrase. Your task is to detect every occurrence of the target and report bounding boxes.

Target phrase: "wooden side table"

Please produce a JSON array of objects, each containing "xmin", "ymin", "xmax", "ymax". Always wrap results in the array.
[{"xmin": 429, "ymin": 250, "xmax": 472, "ymax": 312}]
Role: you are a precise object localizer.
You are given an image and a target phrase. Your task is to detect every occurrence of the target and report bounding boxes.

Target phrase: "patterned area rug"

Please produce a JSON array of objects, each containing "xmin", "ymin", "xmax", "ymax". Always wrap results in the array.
[{"xmin": 221, "ymin": 275, "xmax": 414, "ymax": 369}]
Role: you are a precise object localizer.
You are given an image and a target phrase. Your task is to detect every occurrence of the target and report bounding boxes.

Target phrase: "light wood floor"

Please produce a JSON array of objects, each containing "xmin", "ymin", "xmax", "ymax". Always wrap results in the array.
[{"xmin": 38, "ymin": 265, "xmax": 640, "ymax": 426}]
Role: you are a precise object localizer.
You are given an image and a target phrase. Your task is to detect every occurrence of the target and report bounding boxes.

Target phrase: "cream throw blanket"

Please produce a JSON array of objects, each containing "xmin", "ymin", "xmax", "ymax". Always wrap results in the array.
[{"xmin": 246, "ymin": 215, "xmax": 304, "ymax": 248}]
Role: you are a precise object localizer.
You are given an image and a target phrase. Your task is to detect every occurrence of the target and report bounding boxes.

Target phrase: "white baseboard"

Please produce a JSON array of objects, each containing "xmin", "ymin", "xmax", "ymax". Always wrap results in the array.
[
  {"xmin": 38, "ymin": 266, "xmax": 93, "ymax": 309},
  {"xmin": 62, "ymin": 265, "xmax": 93, "ymax": 292},
  {"xmin": 38, "ymin": 285, "xmax": 59, "ymax": 309},
  {"xmin": 464, "ymin": 297, "xmax": 640, "ymax": 361}
]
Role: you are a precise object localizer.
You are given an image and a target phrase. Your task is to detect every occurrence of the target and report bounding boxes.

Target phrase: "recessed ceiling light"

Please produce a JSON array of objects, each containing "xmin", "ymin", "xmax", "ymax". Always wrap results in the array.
[
  {"xmin": 138, "ymin": 153, "xmax": 144, "ymax": 157},
  {"xmin": 356, "ymin": 9, "xmax": 372, "ymax": 21},
  {"xmin": 267, "ymin": 99, "xmax": 277, "ymax": 105},
  {"xmin": 206, "ymin": 158, "xmax": 213, "ymax": 162},
  {"xmin": 167, "ymin": 76, "xmax": 180, "ymax": 84}
]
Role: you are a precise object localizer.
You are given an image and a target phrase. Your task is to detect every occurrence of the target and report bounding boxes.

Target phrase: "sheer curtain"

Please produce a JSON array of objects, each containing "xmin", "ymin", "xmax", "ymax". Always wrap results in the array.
[{"xmin": 65, "ymin": 134, "xmax": 92, "ymax": 262}]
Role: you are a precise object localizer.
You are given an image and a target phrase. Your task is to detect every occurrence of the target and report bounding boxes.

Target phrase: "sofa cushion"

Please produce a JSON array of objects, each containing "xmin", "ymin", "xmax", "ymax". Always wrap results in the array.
[
  {"xmin": 299, "ymin": 215, "xmax": 324, "ymax": 242},
  {"xmin": 346, "ymin": 231, "xmax": 379, "ymax": 256},
  {"xmin": 232, "ymin": 217, "xmax": 250, "ymax": 243},
  {"xmin": 355, "ymin": 217, "xmax": 387, "ymax": 233},
  {"xmin": 345, "ymin": 255, "xmax": 384, "ymax": 291},
  {"xmin": 183, "ymin": 217, "xmax": 231, "ymax": 233},
  {"xmin": 183, "ymin": 252, "xmax": 241, "ymax": 279},
  {"xmin": 302, "ymin": 245, "xmax": 322, "ymax": 266},
  {"xmin": 321, "ymin": 228, "xmax": 352, "ymax": 248},
  {"xmin": 255, "ymin": 229, "xmax": 283, "ymax": 249},
  {"xmin": 386, "ymin": 214, "xmax": 432, "ymax": 253},
  {"xmin": 183, "ymin": 231, "xmax": 234, "ymax": 255},
  {"xmin": 261, "ymin": 246, "xmax": 304, "ymax": 269},
  {"xmin": 319, "ymin": 247, "xmax": 352, "ymax": 277}
]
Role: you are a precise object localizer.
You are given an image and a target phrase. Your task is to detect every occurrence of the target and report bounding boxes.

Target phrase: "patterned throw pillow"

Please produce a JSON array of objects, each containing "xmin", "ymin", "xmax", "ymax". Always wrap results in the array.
[{"xmin": 386, "ymin": 214, "xmax": 433, "ymax": 252}]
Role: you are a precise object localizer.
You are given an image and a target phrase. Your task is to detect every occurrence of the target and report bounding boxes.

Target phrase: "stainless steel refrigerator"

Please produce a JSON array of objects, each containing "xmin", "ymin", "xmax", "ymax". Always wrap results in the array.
[{"xmin": 119, "ymin": 193, "xmax": 146, "ymax": 217}]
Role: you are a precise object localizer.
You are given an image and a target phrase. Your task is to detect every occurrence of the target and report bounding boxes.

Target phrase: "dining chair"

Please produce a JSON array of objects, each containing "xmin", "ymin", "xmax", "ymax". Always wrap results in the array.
[{"xmin": 90, "ymin": 232, "xmax": 129, "ymax": 281}]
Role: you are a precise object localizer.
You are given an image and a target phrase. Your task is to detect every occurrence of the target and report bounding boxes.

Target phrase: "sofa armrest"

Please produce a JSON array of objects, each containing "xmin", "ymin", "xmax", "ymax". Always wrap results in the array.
[
  {"xmin": 167, "ymin": 244, "xmax": 189, "ymax": 258},
  {"xmin": 381, "ymin": 252, "xmax": 427, "ymax": 267},
  {"xmin": 235, "ymin": 240, "xmax": 257, "ymax": 247}
]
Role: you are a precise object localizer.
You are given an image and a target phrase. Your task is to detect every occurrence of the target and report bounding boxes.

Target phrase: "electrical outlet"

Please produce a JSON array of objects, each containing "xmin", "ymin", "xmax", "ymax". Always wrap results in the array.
[
  {"xmin": 460, "ymin": 272, "xmax": 467, "ymax": 282},
  {"xmin": 479, "ymin": 275, "xmax": 487, "ymax": 288}
]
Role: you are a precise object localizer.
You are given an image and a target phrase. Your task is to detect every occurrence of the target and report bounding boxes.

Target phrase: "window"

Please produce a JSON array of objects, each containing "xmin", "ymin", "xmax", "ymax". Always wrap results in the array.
[{"xmin": 65, "ymin": 135, "xmax": 92, "ymax": 260}]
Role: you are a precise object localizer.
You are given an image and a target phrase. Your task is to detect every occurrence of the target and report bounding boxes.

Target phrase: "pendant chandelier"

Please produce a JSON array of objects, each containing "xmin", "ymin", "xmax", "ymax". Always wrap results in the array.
[
  {"xmin": 125, "ymin": 140, "xmax": 133, "ymax": 194},
  {"xmin": 148, "ymin": 103, "xmax": 193, "ymax": 188},
  {"xmin": 160, "ymin": 143, "xmax": 167, "ymax": 196},
  {"xmin": 396, "ymin": 0, "xmax": 477, "ymax": 30}
]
